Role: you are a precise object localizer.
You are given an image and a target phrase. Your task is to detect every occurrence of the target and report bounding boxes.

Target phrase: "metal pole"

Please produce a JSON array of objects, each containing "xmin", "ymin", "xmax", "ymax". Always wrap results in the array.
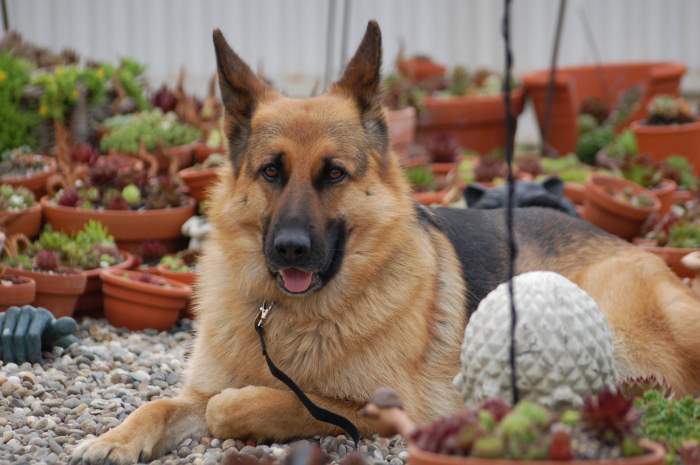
[
  {"xmin": 579, "ymin": 7, "xmax": 611, "ymax": 103},
  {"xmin": 339, "ymin": 0, "xmax": 351, "ymax": 70},
  {"xmin": 541, "ymin": 0, "xmax": 568, "ymax": 156}
]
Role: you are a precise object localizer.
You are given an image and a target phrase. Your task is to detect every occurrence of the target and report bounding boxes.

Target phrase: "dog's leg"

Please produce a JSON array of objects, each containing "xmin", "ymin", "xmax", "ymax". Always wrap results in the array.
[
  {"xmin": 70, "ymin": 389, "xmax": 210, "ymax": 465},
  {"xmin": 205, "ymin": 385, "xmax": 389, "ymax": 441}
]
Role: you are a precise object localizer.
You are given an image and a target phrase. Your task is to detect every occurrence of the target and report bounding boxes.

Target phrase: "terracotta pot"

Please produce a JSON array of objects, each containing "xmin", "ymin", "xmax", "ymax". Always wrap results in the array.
[
  {"xmin": 193, "ymin": 142, "xmax": 225, "ymax": 164},
  {"xmin": 179, "ymin": 166, "xmax": 219, "ymax": 202},
  {"xmin": 8, "ymin": 268, "xmax": 87, "ymax": 318},
  {"xmin": 671, "ymin": 189, "xmax": 696, "ymax": 206},
  {"xmin": 0, "ymin": 275, "xmax": 36, "ymax": 312},
  {"xmin": 41, "ymin": 197, "xmax": 196, "ymax": 255},
  {"xmin": 387, "ymin": 107, "xmax": 417, "ymax": 159},
  {"xmin": 103, "ymin": 152, "xmax": 145, "ymax": 170},
  {"xmin": 0, "ymin": 155, "xmax": 57, "ymax": 197},
  {"xmin": 634, "ymin": 240, "xmax": 696, "ymax": 279},
  {"xmin": 632, "ymin": 119, "xmax": 700, "ymax": 174},
  {"xmin": 155, "ymin": 143, "xmax": 195, "ymax": 173},
  {"xmin": 583, "ymin": 175, "xmax": 660, "ymax": 239},
  {"xmin": 650, "ymin": 179, "xmax": 677, "ymax": 215},
  {"xmin": 406, "ymin": 441, "xmax": 665, "ymax": 465},
  {"xmin": 74, "ymin": 252, "xmax": 135, "ymax": 318},
  {"xmin": 416, "ymin": 90, "xmax": 525, "ymax": 155},
  {"xmin": 563, "ymin": 182, "xmax": 585, "ymax": 205},
  {"xmin": 155, "ymin": 265, "xmax": 197, "ymax": 319},
  {"xmin": 0, "ymin": 203, "xmax": 42, "ymax": 238},
  {"xmin": 101, "ymin": 269, "xmax": 191, "ymax": 330},
  {"xmin": 398, "ymin": 58, "xmax": 446, "ymax": 83},
  {"xmin": 523, "ymin": 62, "xmax": 686, "ymax": 154}
]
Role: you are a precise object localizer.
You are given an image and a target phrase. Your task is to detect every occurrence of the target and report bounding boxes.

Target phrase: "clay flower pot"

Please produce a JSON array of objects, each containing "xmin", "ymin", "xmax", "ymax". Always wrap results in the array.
[
  {"xmin": 155, "ymin": 143, "xmax": 195, "ymax": 173},
  {"xmin": 398, "ymin": 57, "xmax": 446, "ymax": 83},
  {"xmin": 193, "ymin": 142, "xmax": 225, "ymax": 164},
  {"xmin": 416, "ymin": 90, "xmax": 525, "ymax": 155},
  {"xmin": 583, "ymin": 175, "xmax": 660, "ymax": 239},
  {"xmin": 0, "ymin": 204, "xmax": 42, "ymax": 238},
  {"xmin": 0, "ymin": 155, "xmax": 57, "ymax": 197},
  {"xmin": 0, "ymin": 275, "xmax": 36, "ymax": 311},
  {"xmin": 563, "ymin": 182, "xmax": 585, "ymax": 205},
  {"xmin": 8, "ymin": 268, "xmax": 87, "ymax": 318},
  {"xmin": 632, "ymin": 119, "xmax": 700, "ymax": 174},
  {"xmin": 387, "ymin": 107, "xmax": 417, "ymax": 159},
  {"xmin": 523, "ymin": 62, "xmax": 686, "ymax": 154},
  {"xmin": 634, "ymin": 239, "xmax": 695, "ymax": 279},
  {"xmin": 412, "ymin": 164, "xmax": 462, "ymax": 206},
  {"xmin": 650, "ymin": 179, "xmax": 677, "ymax": 215},
  {"xmin": 101, "ymin": 269, "xmax": 191, "ymax": 331},
  {"xmin": 74, "ymin": 252, "xmax": 135, "ymax": 318},
  {"xmin": 406, "ymin": 441, "xmax": 665, "ymax": 465},
  {"xmin": 155, "ymin": 264, "xmax": 196, "ymax": 319},
  {"xmin": 179, "ymin": 166, "xmax": 219, "ymax": 203},
  {"xmin": 41, "ymin": 197, "xmax": 196, "ymax": 254}
]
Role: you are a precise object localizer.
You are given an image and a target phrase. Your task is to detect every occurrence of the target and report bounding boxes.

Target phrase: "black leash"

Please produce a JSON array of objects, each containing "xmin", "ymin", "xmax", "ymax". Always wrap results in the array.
[{"xmin": 255, "ymin": 302, "xmax": 361, "ymax": 445}]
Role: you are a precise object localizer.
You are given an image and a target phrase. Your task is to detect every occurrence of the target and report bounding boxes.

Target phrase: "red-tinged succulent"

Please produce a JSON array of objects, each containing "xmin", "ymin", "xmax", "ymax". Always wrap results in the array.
[
  {"xmin": 411, "ymin": 410, "xmax": 481, "ymax": 455},
  {"xmin": 582, "ymin": 389, "xmax": 640, "ymax": 441},
  {"xmin": 71, "ymin": 143, "xmax": 98, "ymax": 165},
  {"xmin": 35, "ymin": 250, "xmax": 60, "ymax": 271},
  {"xmin": 516, "ymin": 154, "xmax": 543, "ymax": 177},
  {"xmin": 478, "ymin": 398, "xmax": 511, "ymax": 422},
  {"xmin": 141, "ymin": 240, "xmax": 167, "ymax": 262},
  {"xmin": 548, "ymin": 429, "xmax": 573, "ymax": 461},
  {"xmin": 58, "ymin": 187, "xmax": 80, "ymax": 207},
  {"xmin": 426, "ymin": 133, "xmax": 461, "ymax": 164},
  {"xmin": 89, "ymin": 157, "xmax": 119, "ymax": 186},
  {"xmin": 580, "ymin": 96, "xmax": 610, "ymax": 124},
  {"xmin": 474, "ymin": 155, "xmax": 507, "ymax": 183},
  {"xmin": 151, "ymin": 85, "xmax": 178, "ymax": 113}
]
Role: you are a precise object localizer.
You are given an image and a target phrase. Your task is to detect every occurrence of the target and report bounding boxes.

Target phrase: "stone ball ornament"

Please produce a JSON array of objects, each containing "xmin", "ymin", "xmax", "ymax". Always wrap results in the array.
[{"xmin": 454, "ymin": 271, "xmax": 619, "ymax": 408}]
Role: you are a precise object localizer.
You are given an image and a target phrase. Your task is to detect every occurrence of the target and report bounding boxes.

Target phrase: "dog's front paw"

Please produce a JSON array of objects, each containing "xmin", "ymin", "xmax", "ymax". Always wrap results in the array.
[
  {"xmin": 70, "ymin": 433, "xmax": 153, "ymax": 465},
  {"xmin": 206, "ymin": 386, "xmax": 266, "ymax": 439}
]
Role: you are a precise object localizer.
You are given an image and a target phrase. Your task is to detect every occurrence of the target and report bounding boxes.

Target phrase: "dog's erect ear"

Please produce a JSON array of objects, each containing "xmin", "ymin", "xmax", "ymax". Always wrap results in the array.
[
  {"xmin": 464, "ymin": 184, "xmax": 488, "ymax": 207},
  {"xmin": 542, "ymin": 176, "xmax": 564, "ymax": 197},
  {"xmin": 332, "ymin": 21, "xmax": 387, "ymax": 155},
  {"xmin": 213, "ymin": 29, "xmax": 271, "ymax": 172}
]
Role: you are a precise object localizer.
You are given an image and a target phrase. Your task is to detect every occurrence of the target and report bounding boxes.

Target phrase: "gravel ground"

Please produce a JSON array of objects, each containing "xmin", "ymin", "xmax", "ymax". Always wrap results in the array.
[{"xmin": 0, "ymin": 319, "xmax": 407, "ymax": 465}]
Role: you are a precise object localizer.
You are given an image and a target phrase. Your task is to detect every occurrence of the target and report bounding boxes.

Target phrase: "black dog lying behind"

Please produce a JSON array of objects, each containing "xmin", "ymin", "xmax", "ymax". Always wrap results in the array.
[{"xmin": 464, "ymin": 177, "xmax": 579, "ymax": 217}]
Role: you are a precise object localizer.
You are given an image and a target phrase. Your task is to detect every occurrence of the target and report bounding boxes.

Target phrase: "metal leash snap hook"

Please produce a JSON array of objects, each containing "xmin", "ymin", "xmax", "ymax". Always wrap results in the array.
[{"xmin": 256, "ymin": 302, "xmax": 274, "ymax": 328}]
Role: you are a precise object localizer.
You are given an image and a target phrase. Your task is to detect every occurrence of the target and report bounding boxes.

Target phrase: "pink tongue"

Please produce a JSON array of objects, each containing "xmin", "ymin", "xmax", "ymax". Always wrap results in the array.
[{"xmin": 280, "ymin": 268, "xmax": 314, "ymax": 293}]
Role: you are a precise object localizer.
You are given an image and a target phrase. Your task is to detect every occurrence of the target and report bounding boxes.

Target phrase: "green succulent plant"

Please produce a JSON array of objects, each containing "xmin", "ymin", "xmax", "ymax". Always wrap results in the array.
[
  {"xmin": 100, "ymin": 109, "xmax": 200, "ymax": 154},
  {"xmin": 405, "ymin": 166, "xmax": 436, "ymax": 192},
  {"xmin": 0, "ymin": 184, "xmax": 35, "ymax": 211},
  {"xmin": 0, "ymin": 53, "xmax": 40, "ymax": 153}
]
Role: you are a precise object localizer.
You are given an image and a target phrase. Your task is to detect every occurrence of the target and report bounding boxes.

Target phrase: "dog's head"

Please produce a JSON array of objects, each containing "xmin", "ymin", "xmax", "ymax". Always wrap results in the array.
[{"xmin": 208, "ymin": 21, "xmax": 411, "ymax": 300}]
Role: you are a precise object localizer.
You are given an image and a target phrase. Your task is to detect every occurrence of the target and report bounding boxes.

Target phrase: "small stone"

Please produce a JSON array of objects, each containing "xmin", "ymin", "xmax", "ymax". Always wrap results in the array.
[
  {"xmin": 222, "ymin": 439, "xmax": 236, "ymax": 450},
  {"xmin": 390, "ymin": 458, "xmax": 403, "ymax": 465},
  {"xmin": 398, "ymin": 451, "xmax": 409, "ymax": 461},
  {"xmin": 210, "ymin": 438, "xmax": 220, "ymax": 448}
]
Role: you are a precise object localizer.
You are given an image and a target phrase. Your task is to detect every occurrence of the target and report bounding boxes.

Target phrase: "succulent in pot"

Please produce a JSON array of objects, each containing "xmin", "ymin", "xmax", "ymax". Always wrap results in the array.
[
  {"xmin": 0, "ymin": 184, "xmax": 41, "ymax": 237},
  {"xmin": 100, "ymin": 109, "xmax": 200, "ymax": 171},
  {"xmin": 361, "ymin": 387, "xmax": 663, "ymax": 465},
  {"xmin": 406, "ymin": 165, "xmax": 461, "ymax": 206},
  {"xmin": 0, "ymin": 253, "xmax": 36, "ymax": 312},
  {"xmin": 42, "ymin": 156, "xmax": 195, "ymax": 254},
  {"xmin": 178, "ymin": 153, "xmax": 226, "ymax": 202},
  {"xmin": 156, "ymin": 250, "xmax": 198, "ymax": 286},
  {"xmin": 632, "ymin": 95, "xmax": 700, "ymax": 174},
  {"xmin": 0, "ymin": 146, "xmax": 57, "ymax": 196}
]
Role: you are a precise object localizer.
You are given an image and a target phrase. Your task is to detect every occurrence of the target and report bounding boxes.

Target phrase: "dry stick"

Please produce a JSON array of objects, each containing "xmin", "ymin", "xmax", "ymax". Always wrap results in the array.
[
  {"xmin": 502, "ymin": 0, "xmax": 519, "ymax": 405},
  {"xmin": 541, "ymin": 0, "xmax": 568, "ymax": 157},
  {"xmin": 339, "ymin": 0, "xmax": 352, "ymax": 71}
]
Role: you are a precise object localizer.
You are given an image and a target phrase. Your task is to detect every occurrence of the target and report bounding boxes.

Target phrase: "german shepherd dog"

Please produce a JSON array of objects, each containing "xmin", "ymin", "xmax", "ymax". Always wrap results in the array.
[{"xmin": 73, "ymin": 21, "xmax": 700, "ymax": 464}]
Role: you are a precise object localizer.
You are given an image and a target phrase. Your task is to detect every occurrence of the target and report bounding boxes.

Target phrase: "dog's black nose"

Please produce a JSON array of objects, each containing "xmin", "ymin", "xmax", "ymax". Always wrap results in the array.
[{"xmin": 273, "ymin": 228, "xmax": 311, "ymax": 264}]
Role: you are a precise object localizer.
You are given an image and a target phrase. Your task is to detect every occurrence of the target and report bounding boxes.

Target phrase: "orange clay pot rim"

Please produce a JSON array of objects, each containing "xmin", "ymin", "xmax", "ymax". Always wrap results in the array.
[
  {"xmin": 0, "ymin": 203, "xmax": 41, "ymax": 215},
  {"xmin": 156, "ymin": 264, "xmax": 195, "ymax": 276},
  {"xmin": 40, "ymin": 196, "xmax": 196, "ymax": 216},
  {"xmin": 7, "ymin": 266, "xmax": 85, "ymax": 278},
  {"xmin": 0, "ymin": 155, "xmax": 57, "ymax": 182},
  {"xmin": 178, "ymin": 166, "xmax": 220, "ymax": 178},
  {"xmin": 100, "ymin": 269, "xmax": 192, "ymax": 298},
  {"xmin": 522, "ymin": 61, "xmax": 686, "ymax": 85},
  {"xmin": 650, "ymin": 179, "xmax": 677, "ymax": 193},
  {"xmin": 0, "ymin": 275, "xmax": 35, "ymax": 286},
  {"xmin": 586, "ymin": 175, "xmax": 660, "ymax": 214},
  {"xmin": 424, "ymin": 88, "xmax": 524, "ymax": 105},
  {"xmin": 631, "ymin": 119, "xmax": 700, "ymax": 134},
  {"xmin": 82, "ymin": 252, "xmax": 135, "ymax": 278},
  {"xmin": 408, "ymin": 440, "xmax": 665, "ymax": 465}
]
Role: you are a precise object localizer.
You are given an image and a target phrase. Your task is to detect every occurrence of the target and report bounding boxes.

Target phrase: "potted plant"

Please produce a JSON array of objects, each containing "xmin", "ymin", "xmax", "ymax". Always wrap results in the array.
[
  {"xmin": 100, "ymin": 269, "xmax": 191, "ymax": 330},
  {"xmin": 0, "ymin": 146, "xmax": 57, "ymax": 196},
  {"xmin": 406, "ymin": 165, "xmax": 461, "ymax": 206},
  {"xmin": 178, "ymin": 153, "xmax": 226, "ymax": 202},
  {"xmin": 632, "ymin": 96, "xmax": 700, "ymax": 174},
  {"xmin": 0, "ymin": 264, "xmax": 36, "ymax": 311},
  {"xmin": 382, "ymin": 74, "xmax": 420, "ymax": 160},
  {"xmin": 0, "ymin": 184, "xmax": 41, "ymax": 237},
  {"xmin": 362, "ymin": 388, "xmax": 664, "ymax": 465},
  {"xmin": 193, "ymin": 127, "xmax": 226, "ymax": 163},
  {"xmin": 156, "ymin": 249, "xmax": 197, "ymax": 286},
  {"xmin": 42, "ymin": 156, "xmax": 195, "ymax": 254},
  {"xmin": 415, "ymin": 66, "xmax": 525, "ymax": 155},
  {"xmin": 541, "ymin": 154, "xmax": 595, "ymax": 205},
  {"xmin": 583, "ymin": 174, "xmax": 660, "ymax": 240},
  {"xmin": 0, "ymin": 53, "xmax": 41, "ymax": 155},
  {"xmin": 523, "ymin": 62, "xmax": 686, "ymax": 154},
  {"xmin": 396, "ymin": 54, "xmax": 447, "ymax": 84},
  {"xmin": 1, "ymin": 235, "xmax": 86, "ymax": 317},
  {"xmin": 636, "ymin": 202, "xmax": 700, "ymax": 278},
  {"xmin": 99, "ymin": 109, "xmax": 201, "ymax": 172}
]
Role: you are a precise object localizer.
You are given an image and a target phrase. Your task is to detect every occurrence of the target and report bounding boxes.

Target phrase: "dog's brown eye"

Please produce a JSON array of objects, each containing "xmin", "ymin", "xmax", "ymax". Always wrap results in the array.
[
  {"xmin": 262, "ymin": 165, "xmax": 279, "ymax": 181},
  {"xmin": 327, "ymin": 167, "xmax": 346, "ymax": 183}
]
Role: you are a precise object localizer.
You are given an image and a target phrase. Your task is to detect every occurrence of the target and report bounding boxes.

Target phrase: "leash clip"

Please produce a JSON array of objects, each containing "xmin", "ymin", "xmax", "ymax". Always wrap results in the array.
[{"xmin": 256, "ymin": 301, "xmax": 274, "ymax": 329}]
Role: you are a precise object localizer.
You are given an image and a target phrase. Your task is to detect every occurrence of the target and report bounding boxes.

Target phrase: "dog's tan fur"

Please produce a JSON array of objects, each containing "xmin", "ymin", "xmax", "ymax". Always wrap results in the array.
[{"xmin": 72, "ymin": 22, "xmax": 700, "ymax": 465}]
